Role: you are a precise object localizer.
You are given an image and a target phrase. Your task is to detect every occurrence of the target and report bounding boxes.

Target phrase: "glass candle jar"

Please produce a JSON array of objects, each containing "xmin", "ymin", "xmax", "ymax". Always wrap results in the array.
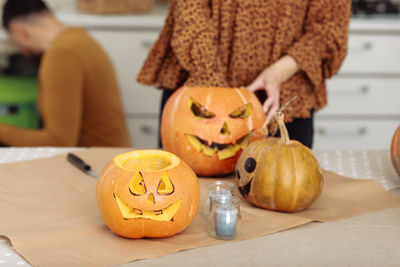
[
  {"xmin": 203, "ymin": 181, "xmax": 235, "ymax": 220},
  {"xmin": 208, "ymin": 195, "xmax": 241, "ymax": 240}
]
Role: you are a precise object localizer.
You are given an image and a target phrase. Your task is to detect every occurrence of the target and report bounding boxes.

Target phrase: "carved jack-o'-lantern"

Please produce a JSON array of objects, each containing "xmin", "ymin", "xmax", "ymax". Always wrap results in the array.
[
  {"xmin": 161, "ymin": 87, "xmax": 266, "ymax": 176},
  {"xmin": 96, "ymin": 150, "xmax": 200, "ymax": 238}
]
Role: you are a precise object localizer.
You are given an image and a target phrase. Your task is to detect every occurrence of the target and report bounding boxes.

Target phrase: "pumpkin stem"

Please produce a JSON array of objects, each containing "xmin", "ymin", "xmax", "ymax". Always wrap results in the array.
[
  {"xmin": 275, "ymin": 111, "xmax": 290, "ymax": 143},
  {"xmin": 274, "ymin": 96, "xmax": 297, "ymax": 143}
]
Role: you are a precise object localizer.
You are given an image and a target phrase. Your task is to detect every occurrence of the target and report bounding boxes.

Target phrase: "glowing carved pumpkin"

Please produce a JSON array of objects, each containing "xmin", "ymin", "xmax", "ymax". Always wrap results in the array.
[
  {"xmin": 235, "ymin": 110, "xmax": 323, "ymax": 212},
  {"xmin": 96, "ymin": 150, "xmax": 200, "ymax": 238},
  {"xmin": 391, "ymin": 125, "xmax": 400, "ymax": 176},
  {"xmin": 161, "ymin": 87, "xmax": 266, "ymax": 176}
]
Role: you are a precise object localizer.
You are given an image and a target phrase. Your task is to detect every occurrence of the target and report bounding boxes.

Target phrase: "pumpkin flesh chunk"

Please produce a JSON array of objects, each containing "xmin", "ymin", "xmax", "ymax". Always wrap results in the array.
[{"xmin": 185, "ymin": 132, "xmax": 252, "ymax": 160}]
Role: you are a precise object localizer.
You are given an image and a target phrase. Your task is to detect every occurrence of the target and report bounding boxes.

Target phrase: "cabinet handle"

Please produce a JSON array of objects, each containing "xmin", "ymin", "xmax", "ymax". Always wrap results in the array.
[
  {"xmin": 330, "ymin": 85, "xmax": 370, "ymax": 97},
  {"xmin": 140, "ymin": 125, "xmax": 153, "ymax": 134},
  {"xmin": 317, "ymin": 127, "xmax": 368, "ymax": 137},
  {"xmin": 360, "ymin": 85, "xmax": 370, "ymax": 94},
  {"xmin": 141, "ymin": 40, "xmax": 154, "ymax": 50},
  {"xmin": 349, "ymin": 41, "xmax": 373, "ymax": 53}
]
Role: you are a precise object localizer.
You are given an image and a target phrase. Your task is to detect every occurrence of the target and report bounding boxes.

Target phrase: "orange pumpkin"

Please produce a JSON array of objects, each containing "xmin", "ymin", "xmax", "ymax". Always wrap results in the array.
[
  {"xmin": 161, "ymin": 86, "xmax": 266, "ymax": 176},
  {"xmin": 96, "ymin": 150, "xmax": 200, "ymax": 238},
  {"xmin": 391, "ymin": 125, "xmax": 400, "ymax": 176},
  {"xmin": 235, "ymin": 111, "xmax": 323, "ymax": 212}
]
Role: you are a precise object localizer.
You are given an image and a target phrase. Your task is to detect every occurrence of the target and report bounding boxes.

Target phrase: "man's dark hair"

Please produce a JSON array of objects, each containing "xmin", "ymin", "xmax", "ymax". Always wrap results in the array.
[{"xmin": 2, "ymin": 0, "xmax": 49, "ymax": 30}]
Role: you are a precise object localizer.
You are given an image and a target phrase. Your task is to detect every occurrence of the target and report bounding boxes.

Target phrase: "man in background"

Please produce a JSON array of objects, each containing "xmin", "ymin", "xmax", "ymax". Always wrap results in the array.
[{"xmin": 0, "ymin": 0, "xmax": 130, "ymax": 147}]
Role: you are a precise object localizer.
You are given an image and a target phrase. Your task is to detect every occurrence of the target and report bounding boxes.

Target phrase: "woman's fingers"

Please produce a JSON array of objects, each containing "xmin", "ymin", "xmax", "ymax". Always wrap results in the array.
[
  {"xmin": 263, "ymin": 95, "xmax": 279, "ymax": 123},
  {"xmin": 264, "ymin": 82, "xmax": 280, "ymax": 122},
  {"xmin": 246, "ymin": 70, "xmax": 281, "ymax": 123},
  {"xmin": 263, "ymin": 96, "xmax": 274, "ymax": 121}
]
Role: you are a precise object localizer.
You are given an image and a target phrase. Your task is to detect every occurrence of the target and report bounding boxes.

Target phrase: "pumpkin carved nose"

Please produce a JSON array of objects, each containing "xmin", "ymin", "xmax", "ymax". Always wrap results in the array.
[
  {"xmin": 220, "ymin": 122, "xmax": 231, "ymax": 135},
  {"xmin": 147, "ymin": 193, "xmax": 155, "ymax": 204}
]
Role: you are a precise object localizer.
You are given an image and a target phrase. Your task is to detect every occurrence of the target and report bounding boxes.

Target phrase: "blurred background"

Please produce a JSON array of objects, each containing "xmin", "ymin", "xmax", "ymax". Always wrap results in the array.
[{"xmin": 0, "ymin": 0, "xmax": 399, "ymax": 150}]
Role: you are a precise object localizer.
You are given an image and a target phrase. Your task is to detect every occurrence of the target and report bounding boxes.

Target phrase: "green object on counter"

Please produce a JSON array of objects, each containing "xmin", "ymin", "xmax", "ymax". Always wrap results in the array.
[{"xmin": 0, "ymin": 76, "xmax": 40, "ymax": 129}]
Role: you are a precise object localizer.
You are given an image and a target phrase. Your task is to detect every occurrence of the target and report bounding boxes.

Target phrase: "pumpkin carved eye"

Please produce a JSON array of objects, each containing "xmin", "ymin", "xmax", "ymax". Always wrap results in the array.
[
  {"xmin": 229, "ymin": 103, "xmax": 253, "ymax": 119},
  {"xmin": 158, "ymin": 172, "xmax": 175, "ymax": 195},
  {"xmin": 189, "ymin": 97, "xmax": 216, "ymax": 119},
  {"xmin": 129, "ymin": 172, "xmax": 147, "ymax": 196},
  {"xmin": 244, "ymin": 158, "xmax": 257, "ymax": 173}
]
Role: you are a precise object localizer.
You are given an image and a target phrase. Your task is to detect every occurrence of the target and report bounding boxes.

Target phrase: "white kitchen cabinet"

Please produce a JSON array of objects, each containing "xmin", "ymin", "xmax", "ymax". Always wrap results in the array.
[
  {"xmin": 126, "ymin": 117, "xmax": 159, "ymax": 149},
  {"xmin": 322, "ymin": 78, "xmax": 400, "ymax": 116},
  {"xmin": 89, "ymin": 30, "xmax": 162, "ymax": 115},
  {"xmin": 314, "ymin": 24, "xmax": 400, "ymax": 151},
  {"xmin": 314, "ymin": 119, "xmax": 399, "ymax": 150},
  {"xmin": 340, "ymin": 34, "xmax": 400, "ymax": 74}
]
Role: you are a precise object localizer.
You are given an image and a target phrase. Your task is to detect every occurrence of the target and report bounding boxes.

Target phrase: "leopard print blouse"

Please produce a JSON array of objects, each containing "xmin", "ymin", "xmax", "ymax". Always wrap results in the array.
[{"xmin": 137, "ymin": 0, "xmax": 351, "ymax": 122}]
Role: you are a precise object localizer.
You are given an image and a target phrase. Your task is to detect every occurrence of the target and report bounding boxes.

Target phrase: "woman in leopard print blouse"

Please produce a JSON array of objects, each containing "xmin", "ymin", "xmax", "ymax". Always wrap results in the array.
[{"xmin": 137, "ymin": 0, "xmax": 351, "ymax": 148}]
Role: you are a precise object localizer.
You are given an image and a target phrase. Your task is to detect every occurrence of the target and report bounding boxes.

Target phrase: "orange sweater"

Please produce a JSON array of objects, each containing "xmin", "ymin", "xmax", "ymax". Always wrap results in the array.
[
  {"xmin": 0, "ymin": 28, "xmax": 130, "ymax": 147},
  {"xmin": 137, "ymin": 0, "xmax": 351, "ymax": 122}
]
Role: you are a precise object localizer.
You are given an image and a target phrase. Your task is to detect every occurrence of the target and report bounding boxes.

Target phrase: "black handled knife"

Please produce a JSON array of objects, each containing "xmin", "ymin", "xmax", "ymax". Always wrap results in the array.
[{"xmin": 67, "ymin": 153, "xmax": 98, "ymax": 179}]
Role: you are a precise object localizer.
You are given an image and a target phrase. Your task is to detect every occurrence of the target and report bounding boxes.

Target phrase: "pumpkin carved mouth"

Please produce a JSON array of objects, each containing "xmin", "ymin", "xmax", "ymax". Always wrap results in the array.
[
  {"xmin": 114, "ymin": 194, "xmax": 182, "ymax": 222},
  {"xmin": 185, "ymin": 133, "xmax": 252, "ymax": 160},
  {"xmin": 238, "ymin": 178, "xmax": 253, "ymax": 198}
]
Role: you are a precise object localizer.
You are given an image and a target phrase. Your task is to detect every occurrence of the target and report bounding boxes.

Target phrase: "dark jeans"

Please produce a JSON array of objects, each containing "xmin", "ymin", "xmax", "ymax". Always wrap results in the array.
[
  {"xmin": 159, "ymin": 89, "xmax": 314, "ymax": 149},
  {"xmin": 159, "ymin": 89, "xmax": 176, "ymax": 148}
]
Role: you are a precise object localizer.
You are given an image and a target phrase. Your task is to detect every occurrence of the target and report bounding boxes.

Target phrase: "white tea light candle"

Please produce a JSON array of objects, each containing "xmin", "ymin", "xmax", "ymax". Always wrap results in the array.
[
  {"xmin": 215, "ymin": 205, "xmax": 238, "ymax": 237},
  {"xmin": 208, "ymin": 195, "xmax": 241, "ymax": 240}
]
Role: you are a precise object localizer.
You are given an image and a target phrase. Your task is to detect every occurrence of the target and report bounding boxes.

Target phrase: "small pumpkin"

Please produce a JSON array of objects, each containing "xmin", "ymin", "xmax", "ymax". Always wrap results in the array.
[
  {"xmin": 235, "ymin": 110, "xmax": 323, "ymax": 212},
  {"xmin": 96, "ymin": 150, "xmax": 200, "ymax": 238},
  {"xmin": 391, "ymin": 125, "xmax": 400, "ymax": 176},
  {"xmin": 161, "ymin": 86, "xmax": 266, "ymax": 176}
]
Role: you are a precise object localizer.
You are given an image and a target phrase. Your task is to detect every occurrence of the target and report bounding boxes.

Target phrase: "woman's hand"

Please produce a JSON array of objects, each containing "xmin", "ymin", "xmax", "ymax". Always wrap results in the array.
[
  {"xmin": 247, "ymin": 69, "xmax": 281, "ymax": 123},
  {"xmin": 247, "ymin": 55, "xmax": 299, "ymax": 123}
]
